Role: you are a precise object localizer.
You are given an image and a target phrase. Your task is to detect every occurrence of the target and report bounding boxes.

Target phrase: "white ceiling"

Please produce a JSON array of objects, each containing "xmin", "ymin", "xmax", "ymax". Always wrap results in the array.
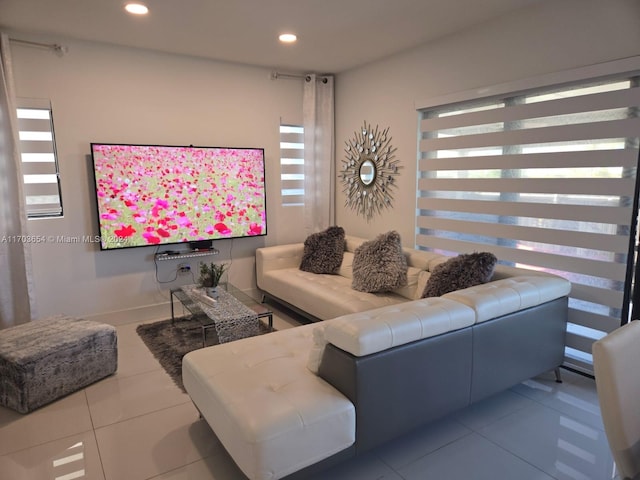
[{"xmin": 0, "ymin": 0, "xmax": 543, "ymax": 73}]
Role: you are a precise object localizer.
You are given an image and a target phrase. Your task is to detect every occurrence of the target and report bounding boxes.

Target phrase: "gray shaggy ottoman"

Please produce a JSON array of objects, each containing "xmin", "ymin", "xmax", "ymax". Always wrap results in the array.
[{"xmin": 0, "ymin": 315, "xmax": 117, "ymax": 413}]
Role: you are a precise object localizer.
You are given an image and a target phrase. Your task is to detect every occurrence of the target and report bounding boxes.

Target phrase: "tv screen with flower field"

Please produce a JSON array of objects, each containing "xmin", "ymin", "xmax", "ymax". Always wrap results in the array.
[{"xmin": 90, "ymin": 143, "xmax": 267, "ymax": 250}]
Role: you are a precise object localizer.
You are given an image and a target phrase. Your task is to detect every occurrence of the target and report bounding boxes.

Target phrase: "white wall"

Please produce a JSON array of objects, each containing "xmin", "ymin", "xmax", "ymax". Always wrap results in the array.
[
  {"xmin": 334, "ymin": 0, "xmax": 640, "ymax": 245},
  {"xmin": 10, "ymin": 35, "xmax": 305, "ymax": 321}
]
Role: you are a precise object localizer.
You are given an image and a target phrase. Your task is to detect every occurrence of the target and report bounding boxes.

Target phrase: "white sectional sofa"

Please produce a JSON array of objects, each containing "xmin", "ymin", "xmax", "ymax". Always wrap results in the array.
[
  {"xmin": 256, "ymin": 235, "xmax": 448, "ymax": 321},
  {"xmin": 256, "ymin": 235, "xmax": 566, "ymax": 322},
  {"xmin": 183, "ymin": 235, "xmax": 572, "ymax": 480}
]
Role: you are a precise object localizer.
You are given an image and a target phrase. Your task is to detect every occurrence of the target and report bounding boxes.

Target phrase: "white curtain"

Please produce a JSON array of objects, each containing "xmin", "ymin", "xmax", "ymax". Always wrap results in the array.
[
  {"xmin": 303, "ymin": 74, "xmax": 335, "ymax": 234},
  {"xmin": 0, "ymin": 33, "xmax": 36, "ymax": 328}
]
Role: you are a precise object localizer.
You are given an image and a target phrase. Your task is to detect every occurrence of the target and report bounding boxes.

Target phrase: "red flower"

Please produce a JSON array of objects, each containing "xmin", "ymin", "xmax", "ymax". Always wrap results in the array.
[
  {"xmin": 248, "ymin": 223, "xmax": 262, "ymax": 236},
  {"xmin": 143, "ymin": 232, "xmax": 161, "ymax": 244},
  {"xmin": 114, "ymin": 225, "xmax": 136, "ymax": 238},
  {"xmin": 157, "ymin": 228, "xmax": 171, "ymax": 238},
  {"xmin": 214, "ymin": 223, "xmax": 232, "ymax": 235}
]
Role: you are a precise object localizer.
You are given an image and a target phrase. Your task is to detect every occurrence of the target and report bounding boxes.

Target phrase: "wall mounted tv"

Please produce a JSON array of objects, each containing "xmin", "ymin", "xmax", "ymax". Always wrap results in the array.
[{"xmin": 90, "ymin": 143, "xmax": 267, "ymax": 250}]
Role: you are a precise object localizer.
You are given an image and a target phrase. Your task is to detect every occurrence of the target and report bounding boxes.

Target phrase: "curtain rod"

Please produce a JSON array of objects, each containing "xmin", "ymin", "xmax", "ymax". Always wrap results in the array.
[
  {"xmin": 9, "ymin": 38, "xmax": 68, "ymax": 54},
  {"xmin": 271, "ymin": 72, "xmax": 305, "ymax": 80},
  {"xmin": 271, "ymin": 71, "xmax": 330, "ymax": 83}
]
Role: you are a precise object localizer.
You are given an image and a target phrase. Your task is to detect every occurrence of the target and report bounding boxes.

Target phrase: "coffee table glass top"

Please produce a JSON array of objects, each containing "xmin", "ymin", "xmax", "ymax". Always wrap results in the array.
[
  {"xmin": 221, "ymin": 283, "xmax": 273, "ymax": 319},
  {"xmin": 170, "ymin": 283, "xmax": 273, "ymax": 345}
]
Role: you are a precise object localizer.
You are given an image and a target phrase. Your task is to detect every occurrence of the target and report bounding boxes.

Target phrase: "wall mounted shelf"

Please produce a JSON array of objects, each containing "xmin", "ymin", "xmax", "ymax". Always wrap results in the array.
[{"xmin": 154, "ymin": 248, "xmax": 219, "ymax": 261}]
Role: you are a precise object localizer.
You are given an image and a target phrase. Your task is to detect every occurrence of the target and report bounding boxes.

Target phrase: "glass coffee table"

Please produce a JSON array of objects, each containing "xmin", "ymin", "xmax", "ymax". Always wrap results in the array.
[{"xmin": 170, "ymin": 283, "xmax": 273, "ymax": 347}]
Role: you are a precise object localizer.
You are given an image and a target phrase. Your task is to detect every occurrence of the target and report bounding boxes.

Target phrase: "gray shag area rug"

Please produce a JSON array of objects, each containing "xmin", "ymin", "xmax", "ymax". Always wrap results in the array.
[{"xmin": 136, "ymin": 317, "xmax": 272, "ymax": 391}]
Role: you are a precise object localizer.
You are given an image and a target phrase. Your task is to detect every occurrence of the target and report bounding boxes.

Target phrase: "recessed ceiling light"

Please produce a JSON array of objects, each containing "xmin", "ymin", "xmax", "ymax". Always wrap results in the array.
[
  {"xmin": 279, "ymin": 33, "xmax": 297, "ymax": 43},
  {"xmin": 125, "ymin": 2, "xmax": 149, "ymax": 15}
]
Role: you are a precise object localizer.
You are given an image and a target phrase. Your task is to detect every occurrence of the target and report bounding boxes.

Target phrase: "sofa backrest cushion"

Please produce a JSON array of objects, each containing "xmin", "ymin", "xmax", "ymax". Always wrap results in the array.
[
  {"xmin": 345, "ymin": 235, "xmax": 365, "ymax": 254},
  {"xmin": 392, "ymin": 267, "xmax": 422, "ymax": 299},
  {"xmin": 443, "ymin": 275, "xmax": 572, "ymax": 323},
  {"xmin": 338, "ymin": 251, "xmax": 355, "ymax": 279},
  {"xmin": 320, "ymin": 297, "xmax": 476, "ymax": 357}
]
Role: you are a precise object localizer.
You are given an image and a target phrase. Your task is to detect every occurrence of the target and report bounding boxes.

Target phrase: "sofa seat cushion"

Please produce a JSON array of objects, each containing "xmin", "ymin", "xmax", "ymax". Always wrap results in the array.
[
  {"xmin": 261, "ymin": 268, "xmax": 406, "ymax": 320},
  {"xmin": 182, "ymin": 324, "xmax": 355, "ymax": 480},
  {"xmin": 443, "ymin": 275, "xmax": 572, "ymax": 323},
  {"xmin": 322, "ymin": 297, "xmax": 476, "ymax": 357}
]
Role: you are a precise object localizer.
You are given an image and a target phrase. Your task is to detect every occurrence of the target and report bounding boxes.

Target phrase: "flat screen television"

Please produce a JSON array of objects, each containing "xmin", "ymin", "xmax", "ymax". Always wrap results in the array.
[{"xmin": 90, "ymin": 143, "xmax": 267, "ymax": 250}]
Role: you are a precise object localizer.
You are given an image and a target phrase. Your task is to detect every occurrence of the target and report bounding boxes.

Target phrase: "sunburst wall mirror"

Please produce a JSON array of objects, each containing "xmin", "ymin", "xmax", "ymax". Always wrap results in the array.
[{"xmin": 340, "ymin": 122, "xmax": 400, "ymax": 221}]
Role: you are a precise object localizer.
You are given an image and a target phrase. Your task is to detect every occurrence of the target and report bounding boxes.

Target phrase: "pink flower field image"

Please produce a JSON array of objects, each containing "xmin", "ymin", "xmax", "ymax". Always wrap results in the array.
[{"xmin": 92, "ymin": 144, "xmax": 266, "ymax": 249}]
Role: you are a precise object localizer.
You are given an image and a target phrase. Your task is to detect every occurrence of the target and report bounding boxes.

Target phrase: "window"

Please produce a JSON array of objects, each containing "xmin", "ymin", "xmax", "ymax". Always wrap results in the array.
[
  {"xmin": 417, "ymin": 76, "xmax": 640, "ymax": 374},
  {"xmin": 279, "ymin": 124, "xmax": 304, "ymax": 206},
  {"xmin": 16, "ymin": 99, "xmax": 63, "ymax": 217}
]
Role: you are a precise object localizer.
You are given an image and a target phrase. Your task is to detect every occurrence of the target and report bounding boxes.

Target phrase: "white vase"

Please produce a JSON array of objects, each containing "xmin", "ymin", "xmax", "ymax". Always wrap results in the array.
[{"xmin": 205, "ymin": 286, "xmax": 219, "ymax": 299}]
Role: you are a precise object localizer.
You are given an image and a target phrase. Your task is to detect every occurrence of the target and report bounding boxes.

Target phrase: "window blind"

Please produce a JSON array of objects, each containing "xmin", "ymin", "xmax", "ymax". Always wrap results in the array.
[
  {"xmin": 16, "ymin": 99, "xmax": 63, "ymax": 217},
  {"xmin": 417, "ymin": 77, "xmax": 640, "ymax": 375},
  {"xmin": 279, "ymin": 124, "xmax": 305, "ymax": 206}
]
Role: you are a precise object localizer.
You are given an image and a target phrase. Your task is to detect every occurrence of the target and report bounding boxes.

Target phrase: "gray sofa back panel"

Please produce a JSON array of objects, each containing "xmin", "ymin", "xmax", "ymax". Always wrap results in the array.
[
  {"xmin": 470, "ymin": 296, "xmax": 568, "ymax": 403},
  {"xmin": 318, "ymin": 327, "xmax": 473, "ymax": 453}
]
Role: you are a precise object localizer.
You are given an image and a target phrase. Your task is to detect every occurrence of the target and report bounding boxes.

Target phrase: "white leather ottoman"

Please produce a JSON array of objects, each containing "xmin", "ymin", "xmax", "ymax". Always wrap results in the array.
[{"xmin": 182, "ymin": 323, "xmax": 355, "ymax": 480}]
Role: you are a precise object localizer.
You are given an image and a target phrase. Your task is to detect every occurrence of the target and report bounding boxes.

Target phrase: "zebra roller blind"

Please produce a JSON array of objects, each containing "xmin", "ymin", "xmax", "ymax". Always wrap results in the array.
[
  {"xmin": 280, "ymin": 124, "xmax": 305, "ymax": 206},
  {"xmin": 16, "ymin": 99, "xmax": 63, "ymax": 218},
  {"xmin": 417, "ymin": 76, "xmax": 640, "ymax": 374}
]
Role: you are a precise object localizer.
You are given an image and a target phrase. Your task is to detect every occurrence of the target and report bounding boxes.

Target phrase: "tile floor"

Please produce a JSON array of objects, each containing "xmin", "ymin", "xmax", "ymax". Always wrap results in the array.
[{"xmin": 0, "ymin": 303, "xmax": 620, "ymax": 480}]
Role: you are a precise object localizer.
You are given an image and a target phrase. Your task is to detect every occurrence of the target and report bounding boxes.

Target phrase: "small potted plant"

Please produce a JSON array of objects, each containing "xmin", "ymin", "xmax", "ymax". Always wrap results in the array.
[{"xmin": 199, "ymin": 262, "xmax": 227, "ymax": 298}]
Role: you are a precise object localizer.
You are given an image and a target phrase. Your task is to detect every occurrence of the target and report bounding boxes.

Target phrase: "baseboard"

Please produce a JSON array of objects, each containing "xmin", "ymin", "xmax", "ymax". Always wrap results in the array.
[{"xmin": 85, "ymin": 302, "xmax": 170, "ymax": 326}]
